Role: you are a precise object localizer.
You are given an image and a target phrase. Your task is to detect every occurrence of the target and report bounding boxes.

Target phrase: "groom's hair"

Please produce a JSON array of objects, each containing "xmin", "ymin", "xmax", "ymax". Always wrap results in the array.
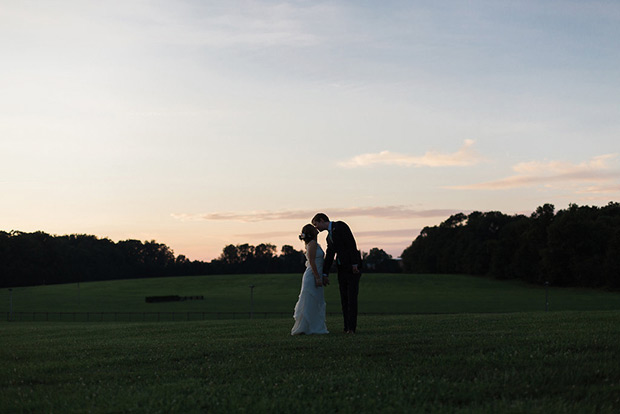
[{"xmin": 312, "ymin": 213, "xmax": 329, "ymax": 223}]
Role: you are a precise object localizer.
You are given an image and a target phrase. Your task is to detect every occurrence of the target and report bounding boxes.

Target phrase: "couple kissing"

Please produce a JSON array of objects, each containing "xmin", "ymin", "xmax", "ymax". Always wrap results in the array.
[{"xmin": 291, "ymin": 213, "xmax": 362, "ymax": 336}]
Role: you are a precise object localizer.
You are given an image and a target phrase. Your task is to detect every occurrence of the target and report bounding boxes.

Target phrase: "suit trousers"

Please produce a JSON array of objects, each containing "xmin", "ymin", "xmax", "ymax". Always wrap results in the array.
[{"xmin": 337, "ymin": 269, "xmax": 361, "ymax": 333}]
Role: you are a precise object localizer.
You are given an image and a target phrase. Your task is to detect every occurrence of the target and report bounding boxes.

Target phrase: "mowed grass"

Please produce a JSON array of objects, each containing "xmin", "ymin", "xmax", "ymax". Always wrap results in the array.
[
  {"xmin": 4, "ymin": 273, "xmax": 620, "ymax": 316},
  {"xmin": 2, "ymin": 275, "xmax": 620, "ymax": 412},
  {"xmin": 1, "ymin": 312, "xmax": 619, "ymax": 413}
]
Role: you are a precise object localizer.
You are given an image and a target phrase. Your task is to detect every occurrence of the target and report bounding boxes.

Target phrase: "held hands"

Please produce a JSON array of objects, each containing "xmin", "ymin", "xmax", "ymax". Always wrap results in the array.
[
  {"xmin": 322, "ymin": 276, "xmax": 330, "ymax": 286},
  {"xmin": 352, "ymin": 264, "xmax": 360, "ymax": 274},
  {"xmin": 314, "ymin": 277, "xmax": 323, "ymax": 288}
]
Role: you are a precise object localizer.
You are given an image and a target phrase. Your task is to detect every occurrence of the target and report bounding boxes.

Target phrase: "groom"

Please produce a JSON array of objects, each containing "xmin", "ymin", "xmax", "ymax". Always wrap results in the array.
[{"xmin": 312, "ymin": 213, "xmax": 362, "ymax": 334}]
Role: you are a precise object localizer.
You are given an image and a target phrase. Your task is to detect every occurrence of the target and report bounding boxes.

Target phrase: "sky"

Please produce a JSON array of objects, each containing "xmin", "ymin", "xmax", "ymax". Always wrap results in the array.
[{"xmin": 1, "ymin": 0, "xmax": 619, "ymax": 261}]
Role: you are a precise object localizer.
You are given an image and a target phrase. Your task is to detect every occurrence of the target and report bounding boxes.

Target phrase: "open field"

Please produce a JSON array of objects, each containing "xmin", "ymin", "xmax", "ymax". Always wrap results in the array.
[
  {"xmin": 2, "ymin": 312, "xmax": 619, "ymax": 413},
  {"xmin": 3, "ymin": 275, "xmax": 620, "ymax": 412},
  {"xmin": 4, "ymin": 273, "xmax": 620, "ymax": 318}
]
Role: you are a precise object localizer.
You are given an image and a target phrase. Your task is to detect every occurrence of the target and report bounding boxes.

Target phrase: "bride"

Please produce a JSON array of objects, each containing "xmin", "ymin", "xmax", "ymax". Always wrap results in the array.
[{"xmin": 291, "ymin": 224, "xmax": 329, "ymax": 335}]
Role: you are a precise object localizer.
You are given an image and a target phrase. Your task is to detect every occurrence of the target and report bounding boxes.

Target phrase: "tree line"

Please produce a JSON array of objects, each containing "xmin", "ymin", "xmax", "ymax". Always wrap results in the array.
[
  {"xmin": 401, "ymin": 202, "xmax": 620, "ymax": 289},
  {"xmin": 0, "ymin": 231, "xmax": 400, "ymax": 288}
]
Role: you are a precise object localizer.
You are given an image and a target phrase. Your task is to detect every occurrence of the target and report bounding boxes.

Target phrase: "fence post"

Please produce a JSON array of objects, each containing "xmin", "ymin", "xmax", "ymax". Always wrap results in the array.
[
  {"xmin": 8, "ymin": 289, "xmax": 13, "ymax": 322},
  {"xmin": 249, "ymin": 285, "xmax": 255, "ymax": 319}
]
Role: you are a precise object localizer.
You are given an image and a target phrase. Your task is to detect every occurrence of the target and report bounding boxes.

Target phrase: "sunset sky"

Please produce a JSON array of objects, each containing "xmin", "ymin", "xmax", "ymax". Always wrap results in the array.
[{"xmin": 2, "ymin": 1, "xmax": 619, "ymax": 261}]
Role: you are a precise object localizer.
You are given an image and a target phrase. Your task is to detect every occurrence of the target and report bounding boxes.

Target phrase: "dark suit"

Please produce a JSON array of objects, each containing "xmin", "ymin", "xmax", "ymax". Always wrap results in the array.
[{"xmin": 323, "ymin": 221, "xmax": 362, "ymax": 333}]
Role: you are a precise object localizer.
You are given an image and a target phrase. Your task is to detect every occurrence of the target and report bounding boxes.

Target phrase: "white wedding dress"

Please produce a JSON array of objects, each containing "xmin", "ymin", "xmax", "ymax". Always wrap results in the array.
[{"xmin": 291, "ymin": 244, "xmax": 329, "ymax": 335}]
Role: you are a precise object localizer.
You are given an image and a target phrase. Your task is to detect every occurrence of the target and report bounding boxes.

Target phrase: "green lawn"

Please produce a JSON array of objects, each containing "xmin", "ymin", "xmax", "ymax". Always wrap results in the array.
[
  {"xmin": 4, "ymin": 273, "xmax": 620, "ymax": 317},
  {"xmin": 1, "ymin": 312, "xmax": 619, "ymax": 413},
  {"xmin": 2, "ymin": 275, "xmax": 620, "ymax": 413}
]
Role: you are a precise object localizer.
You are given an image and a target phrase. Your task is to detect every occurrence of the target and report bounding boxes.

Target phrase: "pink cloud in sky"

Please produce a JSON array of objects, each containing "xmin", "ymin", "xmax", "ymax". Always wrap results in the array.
[
  {"xmin": 338, "ymin": 139, "xmax": 483, "ymax": 168},
  {"xmin": 171, "ymin": 206, "xmax": 461, "ymax": 223},
  {"xmin": 354, "ymin": 228, "xmax": 422, "ymax": 238},
  {"xmin": 447, "ymin": 154, "xmax": 620, "ymax": 191},
  {"xmin": 234, "ymin": 228, "xmax": 421, "ymax": 239},
  {"xmin": 576, "ymin": 184, "xmax": 620, "ymax": 195}
]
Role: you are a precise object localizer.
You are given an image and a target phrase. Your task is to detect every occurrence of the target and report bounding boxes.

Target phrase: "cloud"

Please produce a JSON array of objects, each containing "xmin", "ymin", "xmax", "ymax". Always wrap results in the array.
[
  {"xmin": 512, "ymin": 155, "xmax": 618, "ymax": 175},
  {"xmin": 233, "ymin": 231, "xmax": 293, "ymax": 239},
  {"xmin": 448, "ymin": 154, "xmax": 620, "ymax": 191},
  {"xmin": 233, "ymin": 228, "xmax": 421, "ymax": 240},
  {"xmin": 1, "ymin": 2, "xmax": 328, "ymax": 51},
  {"xmin": 171, "ymin": 206, "xmax": 461, "ymax": 223},
  {"xmin": 354, "ymin": 228, "xmax": 422, "ymax": 238},
  {"xmin": 576, "ymin": 184, "xmax": 620, "ymax": 195},
  {"xmin": 145, "ymin": 2, "xmax": 334, "ymax": 49},
  {"xmin": 338, "ymin": 139, "xmax": 483, "ymax": 168}
]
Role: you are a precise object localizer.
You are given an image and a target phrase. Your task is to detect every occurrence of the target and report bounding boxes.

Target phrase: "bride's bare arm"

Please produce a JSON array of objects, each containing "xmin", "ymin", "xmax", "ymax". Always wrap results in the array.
[{"xmin": 306, "ymin": 240, "xmax": 323, "ymax": 288}]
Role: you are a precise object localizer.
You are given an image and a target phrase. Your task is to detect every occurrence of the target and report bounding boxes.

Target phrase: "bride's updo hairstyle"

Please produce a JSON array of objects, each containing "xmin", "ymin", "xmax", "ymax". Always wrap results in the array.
[{"xmin": 299, "ymin": 224, "xmax": 318, "ymax": 244}]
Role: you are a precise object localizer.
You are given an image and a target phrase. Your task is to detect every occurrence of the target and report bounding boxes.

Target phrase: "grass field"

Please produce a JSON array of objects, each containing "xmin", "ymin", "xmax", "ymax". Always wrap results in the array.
[
  {"xmin": 2, "ymin": 312, "xmax": 619, "ymax": 413},
  {"xmin": 2, "ymin": 274, "xmax": 620, "ymax": 413},
  {"xmin": 4, "ymin": 273, "xmax": 620, "ymax": 316}
]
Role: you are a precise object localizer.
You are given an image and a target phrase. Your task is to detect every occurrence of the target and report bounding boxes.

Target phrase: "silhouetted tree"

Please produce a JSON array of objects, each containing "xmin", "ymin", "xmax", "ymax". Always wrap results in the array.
[
  {"xmin": 401, "ymin": 202, "xmax": 620, "ymax": 289},
  {"xmin": 278, "ymin": 244, "xmax": 305, "ymax": 273},
  {"xmin": 363, "ymin": 248, "xmax": 400, "ymax": 272},
  {"xmin": 219, "ymin": 244, "xmax": 240, "ymax": 265}
]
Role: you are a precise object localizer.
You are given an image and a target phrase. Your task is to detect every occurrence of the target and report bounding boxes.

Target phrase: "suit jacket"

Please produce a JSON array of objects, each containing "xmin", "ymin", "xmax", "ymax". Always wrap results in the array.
[{"xmin": 323, "ymin": 221, "xmax": 361, "ymax": 276}]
